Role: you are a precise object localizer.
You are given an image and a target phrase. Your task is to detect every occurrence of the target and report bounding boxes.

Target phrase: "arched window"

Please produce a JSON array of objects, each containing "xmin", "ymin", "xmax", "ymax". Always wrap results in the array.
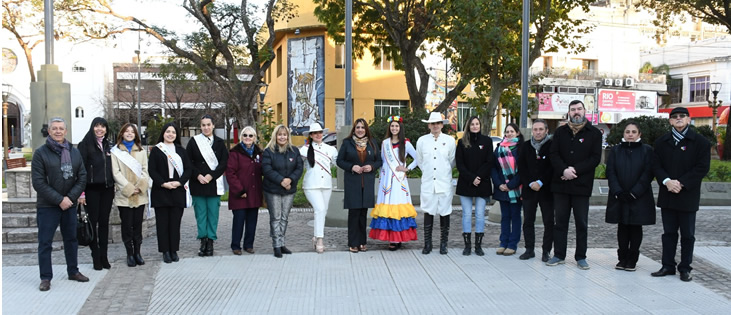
[{"xmin": 75, "ymin": 106, "xmax": 84, "ymax": 118}]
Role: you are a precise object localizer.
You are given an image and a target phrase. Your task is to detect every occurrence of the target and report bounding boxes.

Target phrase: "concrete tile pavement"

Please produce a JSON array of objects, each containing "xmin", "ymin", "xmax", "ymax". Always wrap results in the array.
[{"xmin": 3, "ymin": 205, "xmax": 731, "ymax": 314}]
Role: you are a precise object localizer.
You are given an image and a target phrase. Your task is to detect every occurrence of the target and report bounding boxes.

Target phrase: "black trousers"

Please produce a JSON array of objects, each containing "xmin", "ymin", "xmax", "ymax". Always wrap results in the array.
[
  {"xmin": 617, "ymin": 223, "xmax": 643, "ymax": 253},
  {"xmin": 348, "ymin": 208, "xmax": 368, "ymax": 247},
  {"xmin": 661, "ymin": 208, "xmax": 696, "ymax": 272},
  {"xmin": 231, "ymin": 208, "xmax": 259, "ymax": 250},
  {"xmin": 118, "ymin": 205, "xmax": 145, "ymax": 245},
  {"xmin": 553, "ymin": 193, "xmax": 589, "ymax": 261},
  {"xmin": 155, "ymin": 207, "xmax": 184, "ymax": 252},
  {"xmin": 85, "ymin": 186, "xmax": 114, "ymax": 256},
  {"xmin": 522, "ymin": 193, "xmax": 554, "ymax": 253}
]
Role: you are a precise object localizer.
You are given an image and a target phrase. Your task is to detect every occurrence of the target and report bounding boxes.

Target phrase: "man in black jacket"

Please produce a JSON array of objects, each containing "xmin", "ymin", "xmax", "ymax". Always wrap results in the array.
[
  {"xmin": 651, "ymin": 107, "xmax": 710, "ymax": 282},
  {"xmin": 518, "ymin": 119, "xmax": 554, "ymax": 262},
  {"xmin": 31, "ymin": 118, "xmax": 89, "ymax": 291},
  {"xmin": 546, "ymin": 100, "xmax": 602, "ymax": 270}
]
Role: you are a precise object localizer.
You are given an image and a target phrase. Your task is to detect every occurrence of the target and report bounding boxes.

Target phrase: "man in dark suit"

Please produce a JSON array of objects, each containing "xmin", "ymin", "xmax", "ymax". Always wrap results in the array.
[
  {"xmin": 651, "ymin": 107, "xmax": 710, "ymax": 282},
  {"xmin": 546, "ymin": 100, "xmax": 602, "ymax": 270},
  {"xmin": 518, "ymin": 119, "xmax": 554, "ymax": 262}
]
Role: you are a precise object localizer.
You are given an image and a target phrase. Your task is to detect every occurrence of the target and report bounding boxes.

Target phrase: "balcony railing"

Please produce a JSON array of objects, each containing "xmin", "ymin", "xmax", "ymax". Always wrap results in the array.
[{"xmin": 530, "ymin": 67, "xmax": 666, "ymax": 85}]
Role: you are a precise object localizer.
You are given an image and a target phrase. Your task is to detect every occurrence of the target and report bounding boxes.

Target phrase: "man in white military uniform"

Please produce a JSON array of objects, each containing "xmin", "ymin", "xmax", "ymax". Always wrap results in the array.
[{"xmin": 417, "ymin": 112, "xmax": 456, "ymax": 255}]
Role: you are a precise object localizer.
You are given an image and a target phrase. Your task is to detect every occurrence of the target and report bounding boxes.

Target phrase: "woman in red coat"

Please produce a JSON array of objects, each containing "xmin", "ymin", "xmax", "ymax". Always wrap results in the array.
[{"xmin": 226, "ymin": 126, "xmax": 263, "ymax": 254}]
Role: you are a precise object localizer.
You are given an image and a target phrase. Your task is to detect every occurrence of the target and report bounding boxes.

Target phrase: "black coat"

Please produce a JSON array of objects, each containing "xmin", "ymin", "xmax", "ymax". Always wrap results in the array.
[
  {"xmin": 549, "ymin": 122, "xmax": 602, "ymax": 196},
  {"xmin": 518, "ymin": 139, "xmax": 553, "ymax": 200},
  {"xmin": 336, "ymin": 138, "xmax": 383, "ymax": 209},
  {"xmin": 186, "ymin": 135, "xmax": 229, "ymax": 196},
  {"xmin": 261, "ymin": 146, "xmax": 303, "ymax": 195},
  {"xmin": 605, "ymin": 141, "xmax": 656, "ymax": 225},
  {"xmin": 78, "ymin": 137, "xmax": 114, "ymax": 188},
  {"xmin": 455, "ymin": 133, "xmax": 494, "ymax": 198},
  {"xmin": 31, "ymin": 142, "xmax": 87, "ymax": 208},
  {"xmin": 149, "ymin": 145, "xmax": 192, "ymax": 208},
  {"xmin": 653, "ymin": 129, "xmax": 711, "ymax": 212}
]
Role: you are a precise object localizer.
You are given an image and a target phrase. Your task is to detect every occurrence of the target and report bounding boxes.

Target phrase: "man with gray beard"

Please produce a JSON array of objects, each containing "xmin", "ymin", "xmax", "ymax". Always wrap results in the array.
[{"xmin": 546, "ymin": 100, "xmax": 602, "ymax": 270}]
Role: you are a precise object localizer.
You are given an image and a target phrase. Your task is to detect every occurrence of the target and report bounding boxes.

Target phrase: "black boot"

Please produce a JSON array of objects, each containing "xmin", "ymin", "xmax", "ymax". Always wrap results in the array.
[
  {"xmin": 439, "ymin": 215, "xmax": 450, "ymax": 255},
  {"xmin": 462, "ymin": 233, "xmax": 471, "ymax": 256},
  {"xmin": 124, "ymin": 240, "xmax": 136, "ymax": 267},
  {"xmin": 91, "ymin": 245, "xmax": 102, "ymax": 270},
  {"xmin": 519, "ymin": 248, "xmax": 535, "ymax": 260},
  {"xmin": 474, "ymin": 233, "xmax": 485, "ymax": 256},
  {"xmin": 273, "ymin": 247, "xmax": 283, "ymax": 258},
  {"xmin": 422, "ymin": 214, "xmax": 434, "ymax": 255},
  {"xmin": 205, "ymin": 238, "xmax": 214, "ymax": 256},
  {"xmin": 99, "ymin": 243, "xmax": 111, "ymax": 269},
  {"xmin": 162, "ymin": 252, "xmax": 172, "ymax": 263},
  {"xmin": 133, "ymin": 239, "xmax": 145, "ymax": 265},
  {"xmin": 616, "ymin": 248, "xmax": 628, "ymax": 270},
  {"xmin": 171, "ymin": 251, "xmax": 179, "ymax": 262},
  {"xmin": 198, "ymin": 238, "xmax": 208, "ymax": 257},
  {"xmin": 625, "ymin": 250, "xmax": 639, "ymax": 271}
]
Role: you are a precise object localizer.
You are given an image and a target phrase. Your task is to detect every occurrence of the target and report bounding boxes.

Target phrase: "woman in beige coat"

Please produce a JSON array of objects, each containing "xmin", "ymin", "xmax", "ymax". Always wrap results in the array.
[{"xmin": 111, "ymin": 123, "xmax": 150, "ymax": 267}]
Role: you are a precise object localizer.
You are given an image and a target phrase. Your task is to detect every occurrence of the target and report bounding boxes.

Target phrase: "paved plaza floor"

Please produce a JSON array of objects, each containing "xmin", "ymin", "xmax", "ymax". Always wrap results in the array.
[{"xmin": 3, "ymin": 205, "xmax": 731, "ymax": 314}]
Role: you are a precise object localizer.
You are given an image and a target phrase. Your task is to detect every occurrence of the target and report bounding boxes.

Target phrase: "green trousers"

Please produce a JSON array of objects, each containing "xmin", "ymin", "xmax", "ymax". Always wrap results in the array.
[{"xmin": 192, "ymin": 195, "xmax": 221, "ymax": 240}]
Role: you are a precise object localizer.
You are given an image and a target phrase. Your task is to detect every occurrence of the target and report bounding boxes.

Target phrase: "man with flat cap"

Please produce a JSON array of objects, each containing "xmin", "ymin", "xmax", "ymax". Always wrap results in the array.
[{"xmin": 651, "ymin": 107, "xmax": 710, "ymax": 282}]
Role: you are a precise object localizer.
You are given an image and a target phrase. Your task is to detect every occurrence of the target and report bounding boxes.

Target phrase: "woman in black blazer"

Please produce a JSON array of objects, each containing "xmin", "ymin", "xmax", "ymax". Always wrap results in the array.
[
  {"xmin": 336, "ymin": 118, "xmax": 382, "ymax": 253},
  {"xmin": 148, "ymin": 123, "xmax": 192, "ymax": 263}
]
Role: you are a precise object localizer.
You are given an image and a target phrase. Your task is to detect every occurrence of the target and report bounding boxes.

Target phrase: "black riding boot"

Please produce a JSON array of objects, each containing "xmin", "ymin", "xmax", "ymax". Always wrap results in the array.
[
  {"xmin": 133, "ymin": 238, "xmax": 145, "ymax": 265},
  {"xmin": 205, "ymin": 238, "xmax": 214, "ymax": 256},
  {"xmin": 462, "ymin": 233, "xmax": 471, "ymax": 256},
  {"xmin": 422, "ymin": 214, "xmax": 434, "ymax": 255},
  {"xmin": 439, "ymin": 215, "xmax": 450, "ymax": 255},
  {"xmin": 124, "ymin": 240, "xmax": 136, "ymax": 267},
  {"xmin": 474, "ymin": 233, "xmax": 485, "ymax": 256},
  {"xmin": 91, "ymin": 245, "xmax": 102, "ymax": 270},
  {"xmin": 198, "ymin": 237, "xmax": 208, "ymax": 257}
]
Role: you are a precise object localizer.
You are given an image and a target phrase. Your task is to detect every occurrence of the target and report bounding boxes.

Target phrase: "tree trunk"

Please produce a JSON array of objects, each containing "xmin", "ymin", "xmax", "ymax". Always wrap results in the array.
[
  {"xmin": 480, "ymin": 77, "xmax": 508, "ymax": 135},
  {"xmin": 402, "ymin": 54, "xmax": 428, "ymax": 112},
  {"xmin": 22, "ymin": 45, "xmax": 36, "ymax": 82}
]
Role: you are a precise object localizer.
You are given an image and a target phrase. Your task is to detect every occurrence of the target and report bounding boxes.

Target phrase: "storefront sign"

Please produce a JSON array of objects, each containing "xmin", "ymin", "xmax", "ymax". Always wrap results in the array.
[{"xmin": 537, "ymin": 93, "xmax": 596, "ymax": 121}]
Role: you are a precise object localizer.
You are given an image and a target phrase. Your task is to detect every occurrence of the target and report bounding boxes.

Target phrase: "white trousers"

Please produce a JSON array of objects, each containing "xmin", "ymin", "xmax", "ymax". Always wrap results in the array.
[
  {"xmin": 304, "ymin": 188, "xmax": 333, "ymax": 237},
  {"xmin": 420, "ymin": 191, "xmax": 453, "ymax": 216}
]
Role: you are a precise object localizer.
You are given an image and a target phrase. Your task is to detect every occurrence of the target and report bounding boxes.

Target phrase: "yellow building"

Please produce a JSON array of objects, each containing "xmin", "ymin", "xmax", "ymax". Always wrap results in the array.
[{"xmin": 262, "ymin": 1, "xmax": 496, "ymax": 145}]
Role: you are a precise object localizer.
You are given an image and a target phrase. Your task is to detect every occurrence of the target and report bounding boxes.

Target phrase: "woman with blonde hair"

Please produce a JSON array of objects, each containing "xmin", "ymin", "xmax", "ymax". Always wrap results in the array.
[
  {"xmin": 262, "ymin": 124, "xmax": 303, "ymax": 258},
  {"xmin": 226, "ymin": 126, "xmax": 264, "ymax": 255},
  {"xmin": 110, "ymin": 123, "xmax": 150, "ymax": 267}
]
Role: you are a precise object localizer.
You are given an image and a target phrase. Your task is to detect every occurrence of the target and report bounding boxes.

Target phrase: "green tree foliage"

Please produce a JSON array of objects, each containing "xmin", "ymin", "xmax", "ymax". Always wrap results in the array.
[
  {"xmin": 437, "ymin": 0, "xmax": 594, "ymax": 134},
  {"xmin": 256, "ymin": 103, "xmax": 283, "ymax": 146},
  {"xmin": 86, "ymin": 0, "xmax": 298, "ymax": 128},
  {"xmin": 2, "ymin": 0, "xmax": 121, "ymax": 82},
  {"xmin": 146, "ymin": 115, "xmax": 175, "ymax": 146},
  {"xmin": 313, "ymin": 0, "xmax": 468, "ymax": 113},
  {"xmin": 607, "ymin": 116, "xmax": 717, "ymax": 147},
  {"xmin": 368, "ymin": 109, "xmax": 457, "ymax": 148},
  {"xmin": 636, "ymin": 0, "xmax": 730, "ymax": 35}
]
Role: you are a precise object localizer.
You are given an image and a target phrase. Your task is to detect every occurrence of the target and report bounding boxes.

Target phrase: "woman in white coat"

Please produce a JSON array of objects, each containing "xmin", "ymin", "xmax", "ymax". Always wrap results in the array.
[{"xmin": 300, "ymin": 123, "xmax": 338, "ymax": 253}]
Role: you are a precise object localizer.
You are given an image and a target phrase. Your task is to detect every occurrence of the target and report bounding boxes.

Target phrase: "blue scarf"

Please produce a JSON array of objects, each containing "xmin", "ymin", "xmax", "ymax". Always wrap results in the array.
[
  {"xmin": 241, "ymin": 142, "xmax": 254, "ymax": 157},
  {"xmin": 123, "ymin": 140, "xmax": 135, "ymax": 152}
]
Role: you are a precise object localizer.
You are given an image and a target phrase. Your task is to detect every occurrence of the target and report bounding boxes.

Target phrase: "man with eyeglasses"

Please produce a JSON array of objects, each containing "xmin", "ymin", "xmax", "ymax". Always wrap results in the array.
[{"xmin": 651, "ymin": 107, "xmax": 710, "ymax": 282}]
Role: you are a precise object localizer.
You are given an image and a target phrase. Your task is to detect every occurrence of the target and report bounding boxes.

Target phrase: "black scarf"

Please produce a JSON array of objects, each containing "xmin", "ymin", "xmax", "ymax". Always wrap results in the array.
[{"xmin": 46, "ymin": 137, "xmax": 73, "ymax": 179}]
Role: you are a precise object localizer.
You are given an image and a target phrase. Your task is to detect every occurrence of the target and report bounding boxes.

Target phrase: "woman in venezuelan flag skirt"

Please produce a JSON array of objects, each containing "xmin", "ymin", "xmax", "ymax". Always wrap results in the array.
[{"xmin": 369, "ymin": 116, "xmax": 420, "ymax": 250}]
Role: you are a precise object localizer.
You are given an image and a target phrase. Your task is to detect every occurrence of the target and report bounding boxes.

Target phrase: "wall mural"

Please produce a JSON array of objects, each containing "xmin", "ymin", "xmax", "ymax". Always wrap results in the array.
[{"xmin": 288, "ymin": 36, "xmax": 325, "ymax": 135}]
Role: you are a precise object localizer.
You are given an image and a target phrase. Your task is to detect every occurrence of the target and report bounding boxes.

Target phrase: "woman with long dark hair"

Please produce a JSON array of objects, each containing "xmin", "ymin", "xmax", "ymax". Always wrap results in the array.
[
  {"xmin": 336, "ymin": 118, "xmax": 382, "ymax": 253},
  {"xmin": 148, "ymin": 123, "xmax": 192, "ymax": 263},
  {"xmin": 226, "ymin": 126, "xmax": 263, "ymax": 255},
  {"xmin": 110, "ymin": 123, "xmax": 150, "ymax": 267},
  {"xmin": 605, "ymin": 121, "xmax": 655, "ymax": 271},
  {"xmin": 491, "ymin": 123, "xmax": 524, "ymax": 256},
  {"xmin": 370, "ymin": 116, "xmax": 419, "ymax": 251},
  {"xmin": 262, "ymin": 124, "xmax": 303, "ymax": 258},
  {"xmin": 455, "ymin": 116, "xmax": 494, "ymax": 256},
  {"xmin": 77, "ymin": 117, "xmax": 115, "ymax": 270},
  {"xmin": 299, "ymin": 123, "xmax": 338, "ymax": 253}
]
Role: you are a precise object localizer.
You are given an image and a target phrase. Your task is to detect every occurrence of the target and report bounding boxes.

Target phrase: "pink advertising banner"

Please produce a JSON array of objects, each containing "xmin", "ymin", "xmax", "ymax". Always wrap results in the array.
[
  {"xmin": 597, "ymin": 89, "xmax": 657, "ymax": 112},
  {"xmin": 537, "ymin": 93, "xmax": 596, "ymax": 122}
]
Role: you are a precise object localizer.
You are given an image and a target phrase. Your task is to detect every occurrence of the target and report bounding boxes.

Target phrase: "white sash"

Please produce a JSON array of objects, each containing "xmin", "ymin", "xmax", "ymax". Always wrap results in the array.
[
  {"xmin": 193, "ymin": 134, "xmax": 224, "ymax": 195},
  {"xmin": 111, "ymin": 146, "xmax": 143, "ymax": 179},
  {"xmin": 156, "ymin": 142, "xmax": 192, "ymax": 208},
  {"xmin": 382, "ymin": 140, "xmax": 406, "ymax": 183}
]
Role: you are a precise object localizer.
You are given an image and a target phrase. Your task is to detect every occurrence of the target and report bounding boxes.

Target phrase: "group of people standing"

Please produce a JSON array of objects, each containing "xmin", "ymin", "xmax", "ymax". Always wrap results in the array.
[{"xmin": 31, "ymin": 101, "xmax": 709, "ymax": 292}]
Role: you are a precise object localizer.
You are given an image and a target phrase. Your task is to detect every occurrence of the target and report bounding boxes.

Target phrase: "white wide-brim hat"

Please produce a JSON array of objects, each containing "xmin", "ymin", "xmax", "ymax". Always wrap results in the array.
[
  {"xmin": 421, "ymin": 112, "xmax": 448, "ymax": 124},
  {"xmin": 303, "ymin": 122, "xmax": 329, "ymax": 136}
]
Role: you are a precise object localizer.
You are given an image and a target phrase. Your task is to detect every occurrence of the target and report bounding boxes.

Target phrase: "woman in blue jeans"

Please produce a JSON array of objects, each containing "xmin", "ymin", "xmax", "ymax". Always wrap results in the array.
[
  {"xmin": 455, "ymin": 116, "xmax": 494, "ymax": 256},
  {"xmin": 491, "ymin": 123, "xmax": 524, "ymax": 256}
]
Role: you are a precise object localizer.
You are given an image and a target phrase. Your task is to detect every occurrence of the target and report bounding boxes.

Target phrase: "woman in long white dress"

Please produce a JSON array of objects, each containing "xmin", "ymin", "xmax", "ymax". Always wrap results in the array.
[{"xmin": 369, "ymin": 116, "xmax": 419, "ymax": 250}]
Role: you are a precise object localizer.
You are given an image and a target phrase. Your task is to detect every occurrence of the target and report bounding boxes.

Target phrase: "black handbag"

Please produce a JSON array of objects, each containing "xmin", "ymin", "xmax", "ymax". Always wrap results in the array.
[{"xmin": 77, "ymin": 204, "xmax": 95, "ymax": 246}]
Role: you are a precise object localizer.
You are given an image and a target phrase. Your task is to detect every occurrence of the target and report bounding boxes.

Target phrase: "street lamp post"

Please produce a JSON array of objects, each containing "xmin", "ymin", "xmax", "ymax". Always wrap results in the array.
[
  {"xmin": 3, "ymin": 84, "xmax": 12, "ymax": 163},
  {"xmin": 708, "ymin": 82, "xmax": 722, "ymax": 134},
  {"xmin": 135, "ymin": 29, "xmax": 142, "ymax": 131}
]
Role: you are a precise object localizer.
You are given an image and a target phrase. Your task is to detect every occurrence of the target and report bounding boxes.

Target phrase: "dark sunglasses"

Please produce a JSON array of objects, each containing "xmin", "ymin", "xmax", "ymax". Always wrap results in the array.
[
  {"xmin": 670, "ymin": 114, "xmax": 687, "ymax": 119},
  {"xmin": 242, "ymin": 134, "xmax": 255, "ymax": 138}
]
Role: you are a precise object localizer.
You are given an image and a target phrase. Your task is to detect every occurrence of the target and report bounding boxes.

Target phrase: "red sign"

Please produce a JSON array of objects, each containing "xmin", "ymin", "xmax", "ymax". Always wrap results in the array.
[{"xmin": 597, "ymin": 89, "xmax": 657, "ymax": 112}]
